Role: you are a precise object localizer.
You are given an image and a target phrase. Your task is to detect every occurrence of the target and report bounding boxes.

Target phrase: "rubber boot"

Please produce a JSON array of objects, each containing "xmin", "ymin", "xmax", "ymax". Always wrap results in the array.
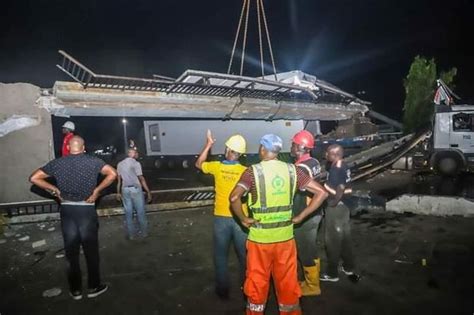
[{"xmin": 299, "ymin": 259, "xmax": 321, "ymax": 296}]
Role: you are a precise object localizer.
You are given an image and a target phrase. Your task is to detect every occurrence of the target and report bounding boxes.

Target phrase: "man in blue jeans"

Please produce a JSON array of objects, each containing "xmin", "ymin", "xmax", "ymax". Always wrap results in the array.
[
  {"xmin": 117, "ymin": 148, "xmax": 152, "ymax": 240},
  {"xmin": 195, "ymin": 130, "xmax": 248, "ymax": 299}
]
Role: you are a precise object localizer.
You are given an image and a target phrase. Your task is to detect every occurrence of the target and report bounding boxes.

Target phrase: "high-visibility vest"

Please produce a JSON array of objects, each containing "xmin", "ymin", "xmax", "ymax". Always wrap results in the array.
[{"xmin": 248, "ymin": 160, "xmax": 297, "ymax": 243}]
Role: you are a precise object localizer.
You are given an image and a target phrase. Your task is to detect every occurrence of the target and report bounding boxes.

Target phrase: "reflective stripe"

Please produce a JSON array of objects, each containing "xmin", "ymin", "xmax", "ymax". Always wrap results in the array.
[
  {"xmin": 247, "ymin": 302, "xmax": 266, "ymax": 312},
  {"xmin": 324, "ymin": 183, "xmax": 352, "ymax": 195},
  {"xmin": 279, "ymin": 303, "xmax": 301, "ymax": 312},
  {"xmin": 251, "ymin": 205, "xmax": 292, "ymax": 214},
  {"xmin": 253, "ymin": 164, "xmax": 267, "ymax": 209},
  {"xmin": 324, "ymin": 183, "xmax": 337, "ymax": 195},
  {"xmin": 297, "ymin": 163, "xmax": 313, "ymax": 178},
  {"xmin": 287, "ymin": 163, "xmax": 296, "ymax": 205},
  {"xmin": 255, "ymin": 220, "xmax": 293, "ymax": 229}
]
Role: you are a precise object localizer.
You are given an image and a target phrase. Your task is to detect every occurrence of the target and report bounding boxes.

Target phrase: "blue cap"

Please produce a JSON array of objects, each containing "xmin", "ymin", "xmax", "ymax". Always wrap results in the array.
[{"xmin": 260, "ymin": 134, "xmax": 283, "ymax": 152}]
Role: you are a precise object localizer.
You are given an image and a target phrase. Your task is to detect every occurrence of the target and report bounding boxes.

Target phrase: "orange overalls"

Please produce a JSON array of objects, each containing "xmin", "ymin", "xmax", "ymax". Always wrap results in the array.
[{"xmin": 243, "ymin": 160, "xmax": 302, "ymax": 315}]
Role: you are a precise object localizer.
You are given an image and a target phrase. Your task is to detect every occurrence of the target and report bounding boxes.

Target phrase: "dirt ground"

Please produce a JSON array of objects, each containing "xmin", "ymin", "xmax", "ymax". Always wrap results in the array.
[{"xmin": 1, "ymin": 171, "xmax": 473, "ymax": 315}]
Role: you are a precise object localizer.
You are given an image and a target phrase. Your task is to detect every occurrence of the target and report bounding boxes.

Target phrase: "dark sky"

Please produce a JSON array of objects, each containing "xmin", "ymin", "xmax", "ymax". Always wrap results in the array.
[{"xmin": 1, "ymin": 0, "xmax": 473, "ymax": 119}]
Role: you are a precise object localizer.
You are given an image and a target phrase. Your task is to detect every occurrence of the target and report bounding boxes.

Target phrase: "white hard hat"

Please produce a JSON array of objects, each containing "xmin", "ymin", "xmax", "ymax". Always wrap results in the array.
[{"xmin": 62, "ymin": 121, "xmax": 75, "ymax": 131}]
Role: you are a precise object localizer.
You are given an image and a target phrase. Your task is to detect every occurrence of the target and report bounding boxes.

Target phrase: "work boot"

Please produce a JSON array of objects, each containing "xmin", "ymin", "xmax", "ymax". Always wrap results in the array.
[{"xmin": 299, "ymin": 259, "xmax": 321, "ymax": 296}]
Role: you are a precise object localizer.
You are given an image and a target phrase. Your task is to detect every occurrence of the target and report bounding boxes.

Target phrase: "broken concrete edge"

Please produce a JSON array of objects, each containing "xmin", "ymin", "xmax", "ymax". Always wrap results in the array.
[
  {"xmin": 3, "ymin": 200, "xmax": 214, "ymax": 224},
  {"xmin": 386, "ymin": 194, "xmax": 474, "ymax": 217}
]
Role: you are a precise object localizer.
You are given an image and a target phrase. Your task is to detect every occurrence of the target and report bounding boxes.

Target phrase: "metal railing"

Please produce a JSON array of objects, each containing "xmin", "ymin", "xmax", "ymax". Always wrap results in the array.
[{"xmin": 56, "ymin": 50, "xmax": 358, "ymax": 105}]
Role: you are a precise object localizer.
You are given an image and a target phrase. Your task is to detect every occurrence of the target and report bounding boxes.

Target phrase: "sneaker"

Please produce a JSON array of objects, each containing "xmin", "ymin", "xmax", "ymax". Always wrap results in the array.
[
  {"xmin": 87, "ymin": 284, "xmax": 108, "ymax": 298},
  {"xmin": 69, "ymin": 290, "xmax": 82, "ymax": 300},
  {"xmin": 341, "ymin": 266, "xmax": 354, "ymax": 275},
  {"xmin": 320, "ymin": 273, "xmax": 339, "ymax": 282}
]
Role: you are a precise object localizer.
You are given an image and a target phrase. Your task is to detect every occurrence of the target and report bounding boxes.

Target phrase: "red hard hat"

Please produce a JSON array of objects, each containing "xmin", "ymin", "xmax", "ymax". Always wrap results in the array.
[{"xmin": 292, "ymin": 130, "xmax": 315, "ymax": 149}]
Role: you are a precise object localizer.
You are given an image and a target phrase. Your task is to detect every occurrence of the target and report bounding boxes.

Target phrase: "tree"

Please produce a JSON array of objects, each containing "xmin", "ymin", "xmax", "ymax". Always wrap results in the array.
[{"xmin": 402, "ymin": 56, "xmax": 457, "ymax": 133}]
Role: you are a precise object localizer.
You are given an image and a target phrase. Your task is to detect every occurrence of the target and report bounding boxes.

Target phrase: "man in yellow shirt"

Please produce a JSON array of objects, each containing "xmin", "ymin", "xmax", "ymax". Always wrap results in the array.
[{"xmin": 195, "ymin": 130, "xmax": 248, "ymax": 299}]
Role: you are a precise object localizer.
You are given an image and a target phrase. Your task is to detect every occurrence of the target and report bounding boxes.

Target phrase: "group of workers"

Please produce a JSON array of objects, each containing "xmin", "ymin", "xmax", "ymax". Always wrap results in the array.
[
  {"xmin": 196, "ymin": 130, "xmax": 356, "ymax": 314},
  {"xmin": 29, "ymin": 121, "xmax": 356, "ymax": 314}
]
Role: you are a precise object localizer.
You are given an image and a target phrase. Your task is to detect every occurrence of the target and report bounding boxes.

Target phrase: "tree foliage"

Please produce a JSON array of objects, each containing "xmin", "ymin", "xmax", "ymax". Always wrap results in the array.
[{"xmin": 402, "ymin": 56, "xmax": 457, "ymax": 133}]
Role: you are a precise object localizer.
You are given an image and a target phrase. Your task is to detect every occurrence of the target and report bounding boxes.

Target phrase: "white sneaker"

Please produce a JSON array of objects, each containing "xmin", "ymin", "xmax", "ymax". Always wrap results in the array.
[
  {"xmin": 320, "ymin": 273, "xmax": 339, "ymax": 282},
  {"xmin": 87, "ymin": 284, "xmax": 108, "ymax": 298},
  {"xmin": 341, "ymin": 266, "xmax": 354, "ymax": 275}
]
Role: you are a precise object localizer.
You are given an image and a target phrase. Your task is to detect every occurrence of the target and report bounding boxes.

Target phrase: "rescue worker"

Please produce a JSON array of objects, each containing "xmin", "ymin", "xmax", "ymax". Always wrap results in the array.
[
  {"xmin": 230, "ymin": 134, "xmax": 328, "ymax": 315},
  {"xmin": 320, "ymin": 144, "xmax": 356, "ymax": 282},
  {"xmin": 195, "ymin": 130, "xmax": 248, "ymax": 299},
  {"xmin": 61, "ymin": 121, "xmax": 75, "ymax": 157},
  {"xmin": 291, "ymin": 130, "xmax": 323, "ymax": 296}
]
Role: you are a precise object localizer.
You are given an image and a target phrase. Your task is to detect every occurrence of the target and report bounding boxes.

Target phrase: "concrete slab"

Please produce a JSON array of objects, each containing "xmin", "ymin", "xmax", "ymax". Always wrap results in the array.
[{"xmin": 386, "ymin": 194, "xmax": 474, "ymax": 217}]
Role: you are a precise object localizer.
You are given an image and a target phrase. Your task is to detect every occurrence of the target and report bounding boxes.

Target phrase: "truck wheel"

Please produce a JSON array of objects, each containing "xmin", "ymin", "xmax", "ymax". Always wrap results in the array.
[{"xmin": 436, "ymin": 155, "xmax": 461, "ymax": 176}]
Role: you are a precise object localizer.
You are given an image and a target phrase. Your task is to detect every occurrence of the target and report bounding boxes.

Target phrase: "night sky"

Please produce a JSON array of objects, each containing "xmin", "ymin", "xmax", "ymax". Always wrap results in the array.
[{"xmin": 1, "ymin": 0, "xmax": 473, "ymax": 120}]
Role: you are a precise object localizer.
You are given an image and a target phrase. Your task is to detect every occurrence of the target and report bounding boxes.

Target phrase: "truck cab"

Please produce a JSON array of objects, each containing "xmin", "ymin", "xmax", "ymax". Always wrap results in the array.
[{"xmin": 431, "ymin": 104, "xmax": 474, "ymax": 175}]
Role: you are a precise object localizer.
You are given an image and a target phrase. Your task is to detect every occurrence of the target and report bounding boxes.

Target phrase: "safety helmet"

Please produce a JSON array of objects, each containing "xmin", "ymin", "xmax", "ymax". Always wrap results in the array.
[
  {"xmin": 260, "ymin": 134, "xmax": 283, "ymax": 153},
  {"xmin": 62, "ymin": 121, "xmax": 75, "ymax": 131},
  {"xmin": 225, "ymin": 134, "xmax": 247, "ymax": 154},
  {"xmin": 292, "ymin": 130, "xmax": 314, "ymax": 149}
]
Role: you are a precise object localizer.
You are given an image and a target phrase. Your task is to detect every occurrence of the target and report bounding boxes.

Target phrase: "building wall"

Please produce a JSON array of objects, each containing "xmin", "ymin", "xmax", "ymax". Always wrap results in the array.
[{"xmin": 0, "ymin": 83, "xmax": 53, "ymax": 203}]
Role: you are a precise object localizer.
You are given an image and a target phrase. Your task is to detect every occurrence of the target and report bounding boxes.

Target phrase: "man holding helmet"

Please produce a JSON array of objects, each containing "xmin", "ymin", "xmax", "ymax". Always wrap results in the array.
[{"xmin": 195, "ymin": 130, "xmax": 248, "ymax": 299}]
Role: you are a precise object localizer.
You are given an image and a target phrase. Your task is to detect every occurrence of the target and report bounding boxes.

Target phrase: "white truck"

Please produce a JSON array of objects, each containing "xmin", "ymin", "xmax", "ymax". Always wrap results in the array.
[{"xmin": 429, "ymin": 104, "xmax": 474, "ymax": 175}]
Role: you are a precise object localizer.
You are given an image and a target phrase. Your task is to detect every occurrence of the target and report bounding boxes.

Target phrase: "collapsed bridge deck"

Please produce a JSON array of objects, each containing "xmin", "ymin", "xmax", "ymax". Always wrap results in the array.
[{"xmin": 39, "ymin": 51, "xmax": 369, "ymax": 120}]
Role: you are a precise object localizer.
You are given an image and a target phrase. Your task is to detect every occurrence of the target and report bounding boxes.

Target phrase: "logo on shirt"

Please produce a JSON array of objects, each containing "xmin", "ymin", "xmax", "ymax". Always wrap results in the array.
[{"xmin": 271, "ymin": 175, "xmax": 286, "ymax": 195}]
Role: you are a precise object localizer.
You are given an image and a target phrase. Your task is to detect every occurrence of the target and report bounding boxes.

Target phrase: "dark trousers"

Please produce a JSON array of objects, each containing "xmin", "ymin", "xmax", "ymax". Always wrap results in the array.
[
  {"xmin": 294, "ymin": 214, "xmax": 322, "ymax": 266},
  {"xmin": 324, "ymin": 203, "xmax": 355, "ymax": 277},
  {"xmin": 60, "ymin": 204, "xmax": 101, "ymax": 291}
]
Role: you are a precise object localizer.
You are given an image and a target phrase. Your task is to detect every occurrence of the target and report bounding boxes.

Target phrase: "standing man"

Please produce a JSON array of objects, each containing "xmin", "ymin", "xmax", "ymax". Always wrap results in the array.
[
  {"xmin": 291, "ymin": 130, "xmax": 323, "ymax": 296},
  {"xmin": 61, "ymin": 121, "xmax": 75, "ymax": 157},
  {"xmin": 230, "ymin": 134, "xmax": 328, "ymax": 315},
  {"xmin": 320, "ymin": 144, "xmax": 356, "ymax": 282},
  {"xmin": 117, "ymin": 148, "xmax": 152, "ymax": 240},
  {"xmin": 29, "ymin": 136, "xmax": 117, "ymax": 300},
  {"xmin": 195, "ymin": 130, "xmax": 248, "ymax": 299}
]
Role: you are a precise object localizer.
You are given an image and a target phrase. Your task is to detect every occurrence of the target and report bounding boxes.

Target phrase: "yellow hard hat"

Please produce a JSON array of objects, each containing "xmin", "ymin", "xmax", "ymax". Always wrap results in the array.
[{"xmin": 225, "ymin": 134, "xmax": 246, "ymax": 154}]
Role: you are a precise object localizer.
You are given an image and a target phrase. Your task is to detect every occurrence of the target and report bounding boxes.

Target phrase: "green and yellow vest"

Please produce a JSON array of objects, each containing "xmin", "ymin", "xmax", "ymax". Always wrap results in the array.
[{"xmin": 248, "ymin": 160, "xmax": 297, "ymax": 243}]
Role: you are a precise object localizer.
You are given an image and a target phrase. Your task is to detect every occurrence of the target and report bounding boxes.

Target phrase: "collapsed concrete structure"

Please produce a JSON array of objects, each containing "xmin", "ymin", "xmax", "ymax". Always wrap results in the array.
[
  {"xmin": 0, "ymin": 83, "xmax": 54, "ymax": 203},
  {"xmin": 0, "ymin": 51, "xmax": 371, "ymax": 204}
]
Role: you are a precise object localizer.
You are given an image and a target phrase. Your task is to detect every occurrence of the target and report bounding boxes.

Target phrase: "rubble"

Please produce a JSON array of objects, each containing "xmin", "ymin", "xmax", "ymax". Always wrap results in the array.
[
  {"xmin": 4, "ymin": 231, "xmax": 15, "ymax": 238},
  {"xmin": 18, "ymin": 235, "xmax": 30, "ymax": 241},
  {"xmin": 386, "ymin": 194, "xmax": 474, "ymax": 217},
  {"xmin": 32, "ymin": 239, "xmax": 46, "ymax": 248},
  {"xmin": 42, "ymin": 287, "xmax": 62, "ymax": 298}
]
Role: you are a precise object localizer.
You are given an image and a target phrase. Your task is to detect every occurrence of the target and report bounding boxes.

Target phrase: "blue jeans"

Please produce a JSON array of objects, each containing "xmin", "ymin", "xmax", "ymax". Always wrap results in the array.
[
  {"xmin": 213, "ymin": 216, "xmax": 247, "ymax": 291},
  {"xmin": 122, "ymin": 186, "xmax": 148, "ymax": 237}
]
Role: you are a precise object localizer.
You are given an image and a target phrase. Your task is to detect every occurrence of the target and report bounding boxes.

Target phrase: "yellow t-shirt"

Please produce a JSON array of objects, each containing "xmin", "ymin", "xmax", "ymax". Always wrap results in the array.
[{"xmin": 201, "ymin": 161, "xmax": 248, "ymax": 217}]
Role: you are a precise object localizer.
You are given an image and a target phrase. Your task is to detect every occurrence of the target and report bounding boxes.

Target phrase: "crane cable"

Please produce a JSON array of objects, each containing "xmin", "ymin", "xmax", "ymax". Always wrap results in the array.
[
  {"xmin": 259, "ymin": 0, "xmax": 278, "ymax": 81},
  {"xmin": 240, "ymin": 0, "xmax": 251, "ymax": 76},
  {"xmin": 227, "ymin": 0, "xmax": 247, "ymax": 75},
  {"xmin": 227, "ymin": 0, "xmax": 278, "ymax": 80}
]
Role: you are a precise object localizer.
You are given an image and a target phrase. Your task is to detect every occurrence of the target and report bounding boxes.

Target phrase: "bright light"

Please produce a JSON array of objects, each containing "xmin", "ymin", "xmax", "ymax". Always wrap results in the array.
[{"xmin": 122, "ymin": 118, "xmax": 127, "ymax": 124}]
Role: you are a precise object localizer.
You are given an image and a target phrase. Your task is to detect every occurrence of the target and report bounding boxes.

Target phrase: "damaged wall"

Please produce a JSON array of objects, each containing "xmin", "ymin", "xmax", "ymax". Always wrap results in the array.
[{"xmin": 0, "ymin": 83, "xmax": 53, "ymax": 203}]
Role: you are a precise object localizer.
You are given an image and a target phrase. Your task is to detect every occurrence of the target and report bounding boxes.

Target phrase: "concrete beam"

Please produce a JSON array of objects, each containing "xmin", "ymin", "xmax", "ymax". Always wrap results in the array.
[{"xmin": 40, "ymin": 81, "xmax": 368, "ymax": 121}]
